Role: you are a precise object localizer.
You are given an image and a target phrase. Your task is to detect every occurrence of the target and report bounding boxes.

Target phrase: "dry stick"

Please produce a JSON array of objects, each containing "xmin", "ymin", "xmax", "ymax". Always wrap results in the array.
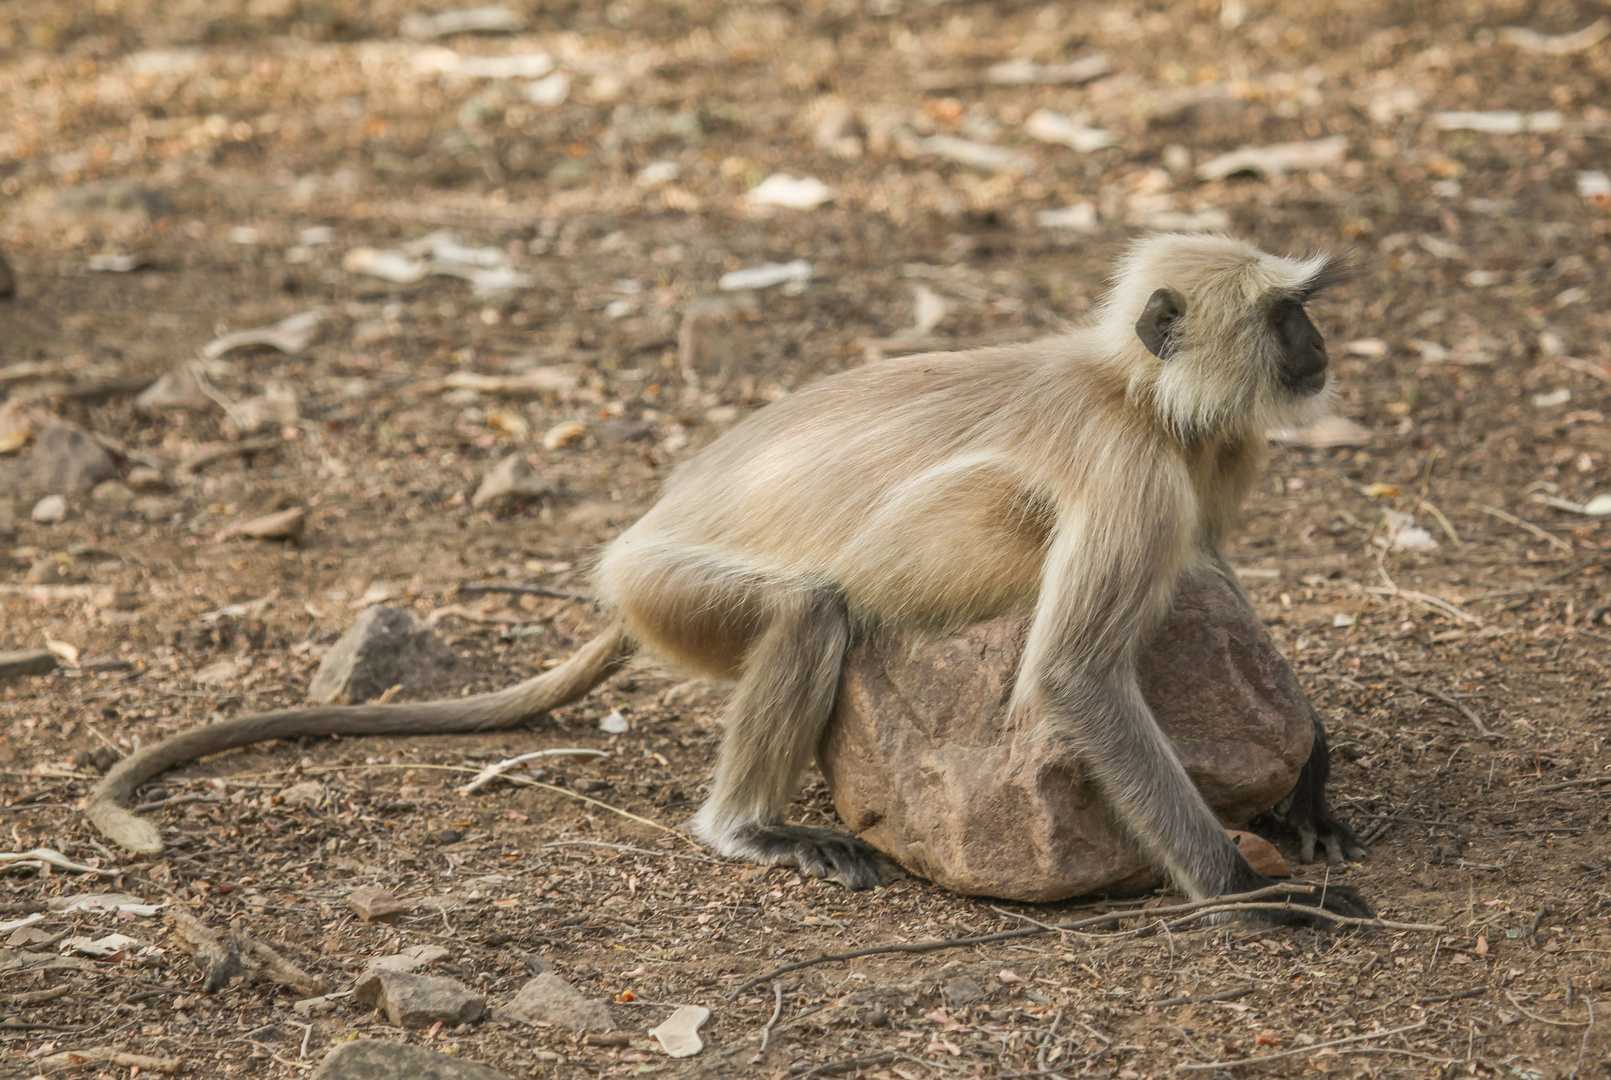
[
  {"xmin": 541, "ymin": 840, "xmax": 732, "ymax": 865},
  {"xmin": 726, "ymin": 888, "xmax": 1444, "ymax": 998},
  {"xmin": 1364, "ymin": 584, "xmax": 1483, "ymax": 625},
  {"xmin": 458, "ymin": 582, "xmax": 592, "ymax": 601},
  {"xmin": 1507, "ymin": 989, "xmax": 1592, "ymax": 1027},
  {"xmin": 1392, "ymin": 677, "xmax": 1496, "ymax": 737},
  {"xmin": 1477, "ymin": 505, "xmax": 1573, "ymax": 552},
  {"xmin": 759, "ymin": 981, "xmax": 784, "ymax": 1053},
  {"xmin": 1517, "ymin": 776, "xmax": 1611, "ymax": 796},
  {"xmin": 1570, "ymin": 997, "xmax": 1595, "ymax": 1080},
  {"xmin": 1415, "ymin": 987, "xmax": 1487, "ymax": 1004},
  {"xmin": 1151, "ymin": 984, "xmax": 1254, "ymax": 1008},
  {"xmin": 1179, "ymin": 1020, "xmax": 1427, "ymax": 1071}
]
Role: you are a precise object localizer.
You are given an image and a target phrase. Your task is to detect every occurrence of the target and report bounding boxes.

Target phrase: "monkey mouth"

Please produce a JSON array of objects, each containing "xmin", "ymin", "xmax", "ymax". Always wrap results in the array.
[{"xmin": 1283, "ymin": 368, "xmax": 1328, "ymax": 396}]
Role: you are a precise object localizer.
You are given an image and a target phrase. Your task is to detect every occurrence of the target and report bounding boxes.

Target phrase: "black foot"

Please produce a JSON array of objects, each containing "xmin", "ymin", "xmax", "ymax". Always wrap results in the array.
[
  {"xmin": 732, "ymin": 823, "xmax": 884, "ymax": 890},
  {"xmin": 1218, "ymin": 865, "xmax": 1374, "ymax": 926},
  {"xmin": 1259, "ymin": 706, "xmax": 1368, "ymax": 865}
]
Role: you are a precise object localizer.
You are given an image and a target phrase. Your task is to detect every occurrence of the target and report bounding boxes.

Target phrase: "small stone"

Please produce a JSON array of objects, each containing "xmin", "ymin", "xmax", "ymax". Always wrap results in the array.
[
  {"xmin": 594, "ymin": 419, "xmax": 653, "ymax": 445},
  {"xmin": 90, "ymin": 480, "xmax": 135, "ymax": 509},
  {"xmin": 278, "ymin": 781, "xmax": 327, "ymax": 808},
  {"xmin": 307, "ymin": 604, "xmax": 464, "ymax": 705},
  {"xmin": 234, "ymin": 506, "xmax": 306, "ymax": 542},
  {"xmin": 353, "ymin": 969, "xmax": 485, "ymax": 1028},
  {"xmin": 347, "ymin": 886, "xmax": 408, "ymax": 923},
  {"xmin": 246, "ymin": 1024, "xmax": 289, "ymax": 1043},
  {"xmin": 471, "ymin": 453, "xmax": 551, "ymax": 511},
  {"xmin": 500, "ymin": 973, "xmax": 615, "ymax": 1033},
  {"xmin": 1227, "ymin": 830, "xmax": 1291, "ymax": 878},
  {"xmin": 31, "ymin": 495, "xmax": 66, "ymax": 524},
  {"xmin": 367, "ymin": 944, "xmax": 451, "ymax": 974},
  {"xmin": 8, "ymin": 423, "xmax": 117, "ymax": 495},
  {"xmin": 311, "ymin": 1040, "xmax": 511, "ymax": 1080},
  {"xmin": 0, "ymin": 649, "xmax": 57, "ymax": 680},
  {"xmin": 24, "ymin": 557, "xmax": 63, "ymax": 584},
  {"xmin": 428, "ymin": 828, "xmax": 465, "ymax": 846},
  {"xmin": 135, "ymin": 365, "xmax": 216, "ymax": 412},
  {"xmin": 126, "ymin": 466, "xmax": 167, "ymax": 491},
  {"xmin": 942, "ymin": 978, "xmax": 986, "ymax": 1007},
  {"xmin": 649, "ymin": 1004, "xmax": 710, "ymax": 1058}
]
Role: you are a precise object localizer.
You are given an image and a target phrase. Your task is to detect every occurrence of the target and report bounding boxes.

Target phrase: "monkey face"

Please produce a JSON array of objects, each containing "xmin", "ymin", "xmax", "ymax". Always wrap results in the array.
[{"xmin": 1269, "ymin": 298, "xmax": 1328, "ymax": 396}]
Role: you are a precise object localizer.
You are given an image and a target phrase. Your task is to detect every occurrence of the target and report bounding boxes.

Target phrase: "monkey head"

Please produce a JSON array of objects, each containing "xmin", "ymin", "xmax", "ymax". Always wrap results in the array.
[{"xmin": 1107, "ymin": 233, "xmax": 1352, "ymax": 440}]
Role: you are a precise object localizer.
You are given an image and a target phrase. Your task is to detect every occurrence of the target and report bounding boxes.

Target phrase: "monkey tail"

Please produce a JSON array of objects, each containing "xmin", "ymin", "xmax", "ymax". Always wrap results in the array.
[{"xmin": 86, "ymin": 623, "xmax": 636, "ymax": 854}]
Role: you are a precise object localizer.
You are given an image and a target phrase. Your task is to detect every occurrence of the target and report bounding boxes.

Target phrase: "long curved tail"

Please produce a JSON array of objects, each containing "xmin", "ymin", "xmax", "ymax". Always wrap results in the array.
[{"xmin": 87, "ymin": 624, "xmax": 635, "ymax": 854}]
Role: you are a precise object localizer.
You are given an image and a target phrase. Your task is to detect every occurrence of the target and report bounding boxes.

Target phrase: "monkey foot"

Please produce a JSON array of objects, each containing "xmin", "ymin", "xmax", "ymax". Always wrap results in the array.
[
  {"xmin": 1264, "ymin": 783, "xmax": 1369, "ymax": 866},
  {"xmin": 1226, "ymin": 878, "xmax": 1375, "ymax": 926},
  {"xmin": 731, "ymin": 823, "xmax": 884, "ymax": 890}
]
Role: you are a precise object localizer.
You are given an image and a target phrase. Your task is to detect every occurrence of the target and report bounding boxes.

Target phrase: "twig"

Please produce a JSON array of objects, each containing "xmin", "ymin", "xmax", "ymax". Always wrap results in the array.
[
  {"xmin": 542, "ymin": 840, "xmax": 731, "ymax": 864},
  {"xmin": 492, "ymin": 775, "xmax": 695, "ymax": 844},
  {"xmin": 456, "ymin": 748, "xmax": 608, "ymax": 794},
  {"xmin": 760, "ymin": 982, "xmax": 784, "ymax": 1053},
  {"xmin": 1417, "ymin": 498, "xmax": 1463, "ymax": 547},
  {"xmin": 1364, "ymin": 585, "xmax": 1483, "ymax": 625},
  {"xmin": 1477, "ymin": 505, "xmax": 1572, "ymax": 551},
  {"xmin": 1179, "ymin": 1020, "xmax": 1427, "ymax": 1070},
  {"xmin": 790, "ymin": 1053, "xmax": 898, "ymax": 1077},
  {"xmin": 1507, "ymin": 989, "xmax": 1591, "ymax": 1027},
  {"xmin": 1416, "ymin": 987, "xmax": 1486, "ymax": 1004},
  {"xmin": 458, "ymin": 582, "xmax": 592, "ymax": 601},
  {"xmin": 726, "ymin": 887, "xmax": 1440, "ymax": 998},
  {"xmin": 1392, "ymin": 677, "xmax": 1496, "ymax": 737},
  {"xmin": 1570, "ymin": 997, "xmax": 1595, "ymax": 1080},
  {"xmin": 1516, "ymin": 776, "xmax": 1611, "ymax": 796},
  {"xmin": 1151, "ymin": 984, "xmax": 1254, "ymax": 1008},
  {"xmin": 1, "ymin": 985, "xmax": 72, "ymax": 1005}
]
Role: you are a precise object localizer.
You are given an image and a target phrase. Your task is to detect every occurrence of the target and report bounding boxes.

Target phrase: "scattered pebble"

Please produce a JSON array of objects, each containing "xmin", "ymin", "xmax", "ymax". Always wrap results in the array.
[
  {"xmin": 648, "ymin": 1004, "xmax": 710, "ymax": 1058},
  {"xmin": 233, "ymin": 506, "xmax": 306, "ymax": 542},
  {"xmin": 343, "ymin": 247, "xmax": 428, "ymax": 284},
  {"xmin": 307, "ymin": 604, "xmax": 464, "ymax": 705},
  {"xmin": 748, "ymin": 173, "xmax": 833, "ymax": 209},
  {"xmin": 136, "ymin": 365, "xmax": 216, "ymax": 412},
  {"xmin": 472, "ymin": 453, "xmax": 552, "ymax": 511},
  {"xmin": 1578, "ymin": 171, "xmax": 1611, "ymax": 208},
  {"xmin": 500, "ymin": 973, "xmax": 616, "ymax": 1032},
  {"xmin": 347, "ymin": 886, "xmax": 408, "ymax": 923},
  {"xmin": 354, "ymin": 969, "xmax": 485, "ymax": 1028},
  {"xmin": 30, "ymin": 495, "xmax": 66, "ymax": 524},
  {"xmin": 367, "ymin": 944, "xmax": 452, "ymax": 974},
  {"xmin": 1532, "ymin": 388, "xmax": 1572, "ymax": 408}
]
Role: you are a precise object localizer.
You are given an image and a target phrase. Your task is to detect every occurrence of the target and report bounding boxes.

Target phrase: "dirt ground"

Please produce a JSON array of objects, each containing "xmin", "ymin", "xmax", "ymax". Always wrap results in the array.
[{"xmin": 1, "ymin": 0, "xmax": 1610, "ymax": 1076}]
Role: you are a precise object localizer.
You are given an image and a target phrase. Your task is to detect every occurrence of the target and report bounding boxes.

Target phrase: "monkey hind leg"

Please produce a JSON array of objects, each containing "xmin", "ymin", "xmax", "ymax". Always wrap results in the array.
[
  {"xmin": 688, "ymin": 586, "xmax": 882, "ymax": 890},
  {"xmin": 1258, "ymin": 705, "xmax": 1369, "ymax": 866}
]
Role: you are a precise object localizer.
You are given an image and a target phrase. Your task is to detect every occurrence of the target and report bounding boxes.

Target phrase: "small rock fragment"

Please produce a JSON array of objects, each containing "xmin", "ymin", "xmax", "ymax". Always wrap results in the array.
[
  {"xmin": 233, "ymin": 506, "xmax": 305, "ymax": 542},
  {"xmin": 343, "ymin": 247, "xmax": 428, "ymax": 284},
  {"xmin": 1434, "ymin": 110, "xmax": 1562, "ymax": 135},
  {"xmin": 246, "ymin": 1024, "xmax": 289, "ymax": 1043},
  {"xmin": 354, "ymin": 969, "xmax": 485, "ymax": 1028},
  {"xmin": 278, "ymin": 781, "xmax": 326, "ymax": 808},
  {"xmin": 7, "ymin": 423, "xmax": 117, "ymax": 494},
  {"xmin": 91, "ymin": 480, "xmax": 135, "ymax": 509},
  {"xmin": 942, "ymin": 978, "xmax": 986, "ymax": 1007},
  {"xmin": 31, "ymin": 495, "xmax": 66, "ymax": 524},
  {"xmin": 86, "ymin": 252, "xmax": 149, "ymax": 272},
  {"xmin": 501, "ymin": 973, "xmax": 616, "ymax": 1033},
  {"xmin": 25, "ymin": 557, "xmax": 64, "ymax": 584},
  {"xmin": 748, "ymin": 173, "xmax": 833, "ymax": 209},
  {"xmin": 472, "ymin": 453, "xmax": 551, "ymax": 511},
  {"xmin": 311, "ymin": 1039, "xmax": 511, "ymax": 1080},
  {"xmin": 307, "ymin": 604, "xmax": 464, "ymax": 705},
  {"xmin": 649, "ymin": 1004, "xmax": 710, "ymax": 1058},
  {"xmin": 1036, "ymin": 203, "xmax": 1100, "ymax": 233},
  {"xmin": 347, "ymin": 886, "xmax": 408, "ymax": 923}
]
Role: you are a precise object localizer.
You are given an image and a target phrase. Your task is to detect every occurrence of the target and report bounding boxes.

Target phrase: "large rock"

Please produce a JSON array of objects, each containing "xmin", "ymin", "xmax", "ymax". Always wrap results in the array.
[
  {"xmin": 820, "ymin": 569, "xmax": 1313, "ymax": 902},
  {"xmin": 499, "ymin": 973, "xmax": 615, "ymax": 1033},
  {"xmin": 307, "ymin": 605, "xmax": 463, "ymax": 705},
  {"xmin": 311, "ymin": 1041, "xmax": 510, "ymax": 1080}
]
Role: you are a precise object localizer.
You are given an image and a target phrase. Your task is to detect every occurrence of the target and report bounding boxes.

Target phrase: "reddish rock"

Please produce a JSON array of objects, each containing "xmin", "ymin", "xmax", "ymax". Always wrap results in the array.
[
  {"xmin": 346, "ymin": 886, "xmax": 407, "ymax": 923},
  {"xmin": 821, "ymin": 570, "xmax": 1313, "ymax": 902}
]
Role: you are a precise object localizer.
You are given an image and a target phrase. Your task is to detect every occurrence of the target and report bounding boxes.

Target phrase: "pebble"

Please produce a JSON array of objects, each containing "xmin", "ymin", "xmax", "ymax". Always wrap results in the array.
[
  {"xmin": 346, "ymin": 885, "xmax": 408, "ymax": 923},
  {"xmin": 310, "ymin": 1040, "xmax": 511, "ymax": 1080},
  {"xmin": 353, "ymin": 969, "xmax": 486, "ymax": 1028},
  {"xmin": 135, "ymin": 365, "xmax": 216, "ymax": 412},
  {"xmin": 9, "ymin": 423, "xmax": 117, "ymax": 494},
  {"xmin": 471, "ymin": 453, "xmax": 551, "ymax": 511},
  {"xmin": 499, "ymin": 972, "xmax": 615, "ymax": 1033},
  {"xmin": 649, "ymin": 1004, "xmax": 710, "ymax": 1058},
  {"xmin": 307, "ymin": 604, "xmax": 463, "ymax": 705},
  {"xmin": 942, "ymin": 977, "xmax": 986, "ymax": 1007},
  {"xmin": 90, "ymin": 480, "xmax": 135, "ymax": 509},
  {"xmin": 277, "ymin": 781, "xmax": 326, "ymax": 808},
  {"xmin": 367, "ymin": 944, "xmax": 451, "ymax": 974},
  {"xmin": 125, "ymin": 466, "xmax": 167, "ymax": 491},
  {"xmin": 24, "ymin": 557, "xmax": 63, "ymax": 584},
  {"xmin": 234, "ymin": 506, "xmax": 306, "ymax": 542},
  {"xmin": 31, "ymin": 495, "xmax": 66, "ymax": 524}
]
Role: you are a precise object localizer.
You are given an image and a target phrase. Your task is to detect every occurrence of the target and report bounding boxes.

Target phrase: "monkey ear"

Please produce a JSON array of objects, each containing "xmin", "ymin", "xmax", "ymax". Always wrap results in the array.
[{"xmin": 1135, "ymin": 287, "xmax": 1187, "ymax": 360}]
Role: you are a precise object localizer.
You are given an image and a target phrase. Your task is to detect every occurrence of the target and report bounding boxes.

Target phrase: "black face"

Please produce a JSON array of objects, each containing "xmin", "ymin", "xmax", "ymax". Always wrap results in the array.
[{"xmin": 1271, "ymin": 298, "xmax": 1327, "ymax": 395}]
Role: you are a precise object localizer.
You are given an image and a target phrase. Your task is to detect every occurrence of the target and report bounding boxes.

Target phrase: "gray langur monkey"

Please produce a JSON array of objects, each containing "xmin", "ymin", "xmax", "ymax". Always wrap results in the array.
[{"xmin": 87, "ymin": 233, "xmax": 1368, "ymax": 919}]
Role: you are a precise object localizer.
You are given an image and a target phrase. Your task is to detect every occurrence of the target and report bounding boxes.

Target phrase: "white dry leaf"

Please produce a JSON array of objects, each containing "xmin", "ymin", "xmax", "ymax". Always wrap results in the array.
[
  {"xmin": 1332, "ymin": 612, "xmax": 1358, "ymax": 628},
  {"xmin": 62, "ymin": 933, "xmax": 142, "ymax": 957},
  {"xmin": 1498, "ymin": 17, "xmax": 1610, "ymax": 54},
  {"xmin": 748, "ymin": 173, "xmax": 834, "ymax": 210},
  {"xmin": 1533, "ymin": 492, "xmax": 1611, "ymax": 517},
  {"xmin": 438, "ymin": 368, "xmax": 578, "ymax": 396},
  {"xmin": 719, "ymin": 260, "xmax": 813, "ymax": 291},
  {"xmin": 1578, "ymin": 171, "xmax": 1611, "ymax": 207},
  {"xmin": 203, "ymin": 310, "xmax": 323, "ymax": 359},
  {"xmin": 401, "ymin": 5, "xmax": 524, "ymax": 38},
  {"xmin": 524, "ymin": 70, "xmax": 571, "ymax": 106},
  {"xmin": 599, "ymin": 709, "xmax": 630, "ymax": 734},
  {"xmin": 343, "ymin": 247, "xmax": 428, "ymax": 284},
  {"xmin": 1138, "ymin": 207, "xmax": 1231, "ymax": 232},
  {"xmin": 1532, "ymin": 388, "xmax": 1571, "ymax": 408},
  {"xmin": 918, "ymin": 135, "xmax": 1033, "ymax": 173},
  {"xmin": 1036, "ymin": 202, "xmax": 1100, "ymax": 232},
  {"xmin": 1434, "ymin": 111, "xmax": 1563, "ymax": 135},
  {"xmin": 1023, "ymin": 109, "xmax": 1118, "ymax": 152},
  {"xmin": 1343, "ymin": 338, "xmax": 1389, "ymax": 358},
  {"xmin": 650, "ymin": 1004, "xmax": 711, "ymax": 1058},
  {"xmin": 45, "ymin": 637, "xmax": 80, "ymax": 666},
  {"xmin": 636, "ymin": 160, "xmax": 681, "ymax": 187},
  {"xmin": 1374, "ymin": 510, "xmax": 1438, "ymax": 552},
  {"xmin": 985, "ymin": 54, "xmax": 1110, "ymax": 86},
  {"xmin": 1410, "ymin": 339, "xmax": 1450, "ymax": 363},
  {"xmin": 49, "ymin": 893, "xmax": 164, "ymax": 917},
  {"xmin": 906, "ymin": 285, "xmax": 948, "ymax": 337},
  {"xmin": 542, "ymin": 420, "xmax": 587, "ymax": 449},
  {"xmin": 0, "ymin": 913, "xmax": 45, "ymax": 933},
  {"xmin": 1197, "ymin": 136, "xmax": 1347, "ymax": 181}
]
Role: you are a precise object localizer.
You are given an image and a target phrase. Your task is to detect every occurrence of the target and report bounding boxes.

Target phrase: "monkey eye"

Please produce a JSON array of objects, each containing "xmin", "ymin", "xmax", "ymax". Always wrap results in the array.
[{"xmin": 1135, "ymin": 287, "xmax": 1187, "ymax": 360}]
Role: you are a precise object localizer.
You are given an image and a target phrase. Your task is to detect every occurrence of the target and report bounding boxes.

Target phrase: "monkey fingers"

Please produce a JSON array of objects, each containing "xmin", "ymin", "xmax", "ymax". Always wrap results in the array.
[{"xmin": 733, "ymin": 823, "xmax": 884, "ymax": 890}]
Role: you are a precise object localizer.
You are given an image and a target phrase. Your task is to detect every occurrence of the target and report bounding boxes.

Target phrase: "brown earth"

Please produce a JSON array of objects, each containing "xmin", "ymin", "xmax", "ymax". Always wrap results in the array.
[{"xmin": 1, "ymin": 0, "xmax": 1609, "ymax": 1078}]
